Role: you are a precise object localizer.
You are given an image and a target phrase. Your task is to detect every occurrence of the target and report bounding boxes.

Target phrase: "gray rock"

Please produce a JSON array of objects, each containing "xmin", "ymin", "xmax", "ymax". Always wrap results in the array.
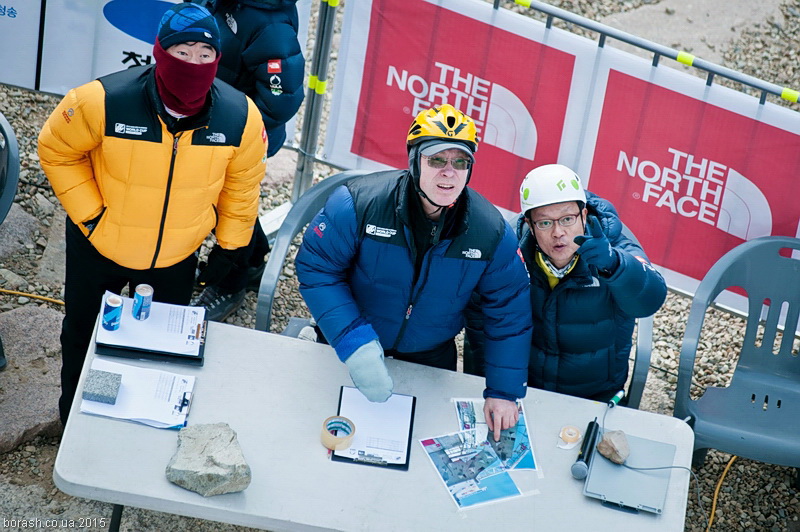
[
  {"xmin": 166, "ymin": 423, "xmax": 251, "ymax": 497},
  {"xmin": 264, "ymin": 149, "xmax": 297, "ymax": 186},
  {"xmin": 0, "ymin": 268, "xmax": 28, "ymax": 291},
  {"xmin": 36, "ymin": 207, "xmax": 66, "ymax": 287},
  {"xmin": 0, "ymin": 204, "xmax": 40, "ymax": 260},
  {"xmin": 597, "ymin": 429, "xmax": 631, "ymax": 464},
  {"xmin": 0, "ymin": 306, "xmax": 63, "ymax": 453},
  {"xmin": 33, "ymin": 192, "xmax": 55, "ymax": 218},
  {"xmin": 82, "ymin": 369, "xmax": 121, "ymax": 405}
]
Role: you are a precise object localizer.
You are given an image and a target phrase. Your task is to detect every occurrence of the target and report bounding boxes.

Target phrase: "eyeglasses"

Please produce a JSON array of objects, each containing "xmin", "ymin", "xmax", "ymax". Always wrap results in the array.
[
  {"xmin": 530, "ymin": 213, "xmax": 581, "ymax": 231},
  {"xmin": 422, "ymin": 154, "xmax": 472, "ymax": 171}
]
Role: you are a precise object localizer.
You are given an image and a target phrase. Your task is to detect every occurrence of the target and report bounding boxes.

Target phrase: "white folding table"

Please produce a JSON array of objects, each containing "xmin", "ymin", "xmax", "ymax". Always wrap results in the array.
[{"xmin": 55, "ymin": 321, "xmax": 693, "ymax": 531}]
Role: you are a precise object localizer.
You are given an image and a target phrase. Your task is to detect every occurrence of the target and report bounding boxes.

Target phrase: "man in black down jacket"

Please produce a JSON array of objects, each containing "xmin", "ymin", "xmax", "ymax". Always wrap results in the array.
[{"xmin": 466, "ymin": 164, "xmax": 667, "ymax": 403}]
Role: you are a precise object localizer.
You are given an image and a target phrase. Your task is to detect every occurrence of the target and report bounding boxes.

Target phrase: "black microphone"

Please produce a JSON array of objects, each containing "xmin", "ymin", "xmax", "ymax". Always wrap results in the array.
[{"xmin": 571, "ymin": 417, "xmax": 599, "ymax": 480}]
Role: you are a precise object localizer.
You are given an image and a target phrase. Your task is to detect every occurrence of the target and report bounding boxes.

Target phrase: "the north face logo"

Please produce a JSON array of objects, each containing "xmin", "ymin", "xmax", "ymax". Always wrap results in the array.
[
  {"xmin": 206, "ymin": 132, "xmax": 226, "ymax": 143},
  {"xmin": 462, "ymin": 248, "xmax": 482, "ymax": 259},
  {"xmin": 618, "ymin": 148, "xmax": 772, "ymax": 240},
  {"xmin": 387, "ymin": 61, "xmax": 537, "ymax": 160}
]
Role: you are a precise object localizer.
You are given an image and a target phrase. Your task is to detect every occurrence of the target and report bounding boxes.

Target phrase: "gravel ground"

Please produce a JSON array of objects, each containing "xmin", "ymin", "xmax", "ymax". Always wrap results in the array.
[{"xmin": 2, "ymin": 1, "xmax": 800, "ymax": 531}]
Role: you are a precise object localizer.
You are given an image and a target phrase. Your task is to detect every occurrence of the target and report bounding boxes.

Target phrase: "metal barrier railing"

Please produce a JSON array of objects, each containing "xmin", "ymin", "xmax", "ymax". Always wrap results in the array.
[{"xmin": 292, "ymin": 0, "xmax": 340, "ymax": 202}]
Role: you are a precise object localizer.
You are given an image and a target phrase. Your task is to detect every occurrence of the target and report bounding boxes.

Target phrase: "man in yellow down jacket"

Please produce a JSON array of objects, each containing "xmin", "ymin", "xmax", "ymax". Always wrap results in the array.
[{"xmin": 38, "ymin": 2, "xmax": 267, "ymax": 424}]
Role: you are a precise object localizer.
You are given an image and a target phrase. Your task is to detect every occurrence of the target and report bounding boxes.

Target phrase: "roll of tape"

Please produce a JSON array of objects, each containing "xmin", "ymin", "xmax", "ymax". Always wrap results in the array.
[
  {"xmin": 559, "ymin": 425, "xmax": 581, "ymax": 444},
  {"xmin": 321, "ymin": 416, "xmax": 356, "ymax": 451}
]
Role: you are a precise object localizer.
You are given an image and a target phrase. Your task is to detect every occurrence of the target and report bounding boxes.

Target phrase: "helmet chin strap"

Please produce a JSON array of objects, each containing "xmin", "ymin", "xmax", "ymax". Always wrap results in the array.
[{"xmin": 418, "ymin": 189, "xmax": 455, "ymax": 212}]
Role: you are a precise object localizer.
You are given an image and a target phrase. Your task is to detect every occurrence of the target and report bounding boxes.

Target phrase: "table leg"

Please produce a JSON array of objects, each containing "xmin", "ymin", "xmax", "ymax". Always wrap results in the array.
[{"xmin": 109, "ymin": 504, "xmax": 124, "ymax": 532}]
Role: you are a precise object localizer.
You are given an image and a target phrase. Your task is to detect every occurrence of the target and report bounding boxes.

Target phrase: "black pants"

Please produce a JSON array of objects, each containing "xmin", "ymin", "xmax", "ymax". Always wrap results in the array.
[
  {"xmin": 387, "ymin": 340, "xmax": 457, "ymax": 371},
  {"xmin": 59, "ymin": 218, "xmax": 197, "ymax": 424},
  {"xmin": 216, "ymin": 219, "xmax": 270, "ymax": 292}
]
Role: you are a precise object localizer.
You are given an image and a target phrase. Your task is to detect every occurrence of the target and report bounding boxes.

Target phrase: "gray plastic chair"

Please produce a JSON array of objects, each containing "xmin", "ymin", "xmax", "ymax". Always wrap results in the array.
[
  {"xmin": 0, "ymin": 111, "xmax": 19, "ymax": 368},
  {"xmin": 674, "ymin": 236, "xmax": 800, "ymax": 468},
  {"xmin": 0, "ymin": 111, "xmax": 20, "ymax": 225},
  {"xmin": 254, "ymin": 170, "xmax": 369, "ymax": 332}
]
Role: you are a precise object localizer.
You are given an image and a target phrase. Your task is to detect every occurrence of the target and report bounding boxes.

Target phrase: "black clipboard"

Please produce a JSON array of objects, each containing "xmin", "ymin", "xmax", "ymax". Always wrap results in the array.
[
  {"xmin": 94, "ymin": 293, "xmax": 207, "ymax": 367},
  {"xmin": 95, "ymin": 327, "xmax": 206, "ymax": 367},
  {"xmin": 331, "ymin": 386, "xmax": 416, "ymax": 471}
]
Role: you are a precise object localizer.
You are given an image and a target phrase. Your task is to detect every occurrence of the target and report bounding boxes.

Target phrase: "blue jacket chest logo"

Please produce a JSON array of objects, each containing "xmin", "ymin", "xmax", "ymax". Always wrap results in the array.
[{"xmin": 365, "ymin": 224, "xmax": 397, "ymax": 238}]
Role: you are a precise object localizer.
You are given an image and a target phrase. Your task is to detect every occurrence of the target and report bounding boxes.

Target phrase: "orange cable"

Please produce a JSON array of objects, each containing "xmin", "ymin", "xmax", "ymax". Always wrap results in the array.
[
  {"xmin": 705, "ymin": 455, "xmax": 738, "ymax": 532},
  {"xmin": 0, "ymin": 288, "xmax": 64, "ymax": 305}
]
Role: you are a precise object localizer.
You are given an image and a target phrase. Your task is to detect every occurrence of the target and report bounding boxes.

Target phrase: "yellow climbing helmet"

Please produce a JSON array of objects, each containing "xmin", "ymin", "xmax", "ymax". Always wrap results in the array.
[{"xmin": 406, "ymin": 104, "xmax": 478, "ymax": 153}]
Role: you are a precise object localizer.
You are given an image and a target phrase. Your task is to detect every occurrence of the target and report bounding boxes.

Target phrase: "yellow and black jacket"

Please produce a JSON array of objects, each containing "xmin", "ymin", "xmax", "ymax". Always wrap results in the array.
[{"xmin": 38, "ymin": 65, "xmax": 267, "ymax": 270}]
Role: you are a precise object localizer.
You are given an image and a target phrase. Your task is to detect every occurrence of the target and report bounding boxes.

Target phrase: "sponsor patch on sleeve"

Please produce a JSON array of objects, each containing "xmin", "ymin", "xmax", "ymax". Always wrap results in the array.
[{"xmin": 634, "ymin": 255, "xmax": 656, "ymax": 271}]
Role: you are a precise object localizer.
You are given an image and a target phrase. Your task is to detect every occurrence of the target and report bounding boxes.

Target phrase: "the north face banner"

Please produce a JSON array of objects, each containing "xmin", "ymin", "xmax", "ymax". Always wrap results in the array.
[
  {"xmin": 347, "ymin": 0, "xmax": 574, "ymax": 211},
  {"xmin": 327, "ymin": 0, "xmax": 800, "ymax": 311},
  {"xmin": 589, "ymin": 70, "xmax": 800, "ymax": 283}
]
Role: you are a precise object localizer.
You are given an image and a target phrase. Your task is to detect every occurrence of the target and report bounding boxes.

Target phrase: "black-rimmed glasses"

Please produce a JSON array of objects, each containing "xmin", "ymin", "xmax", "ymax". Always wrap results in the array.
[{"xmin": 531, "ymin": 213, "xmax": 581, "ymax": 231}]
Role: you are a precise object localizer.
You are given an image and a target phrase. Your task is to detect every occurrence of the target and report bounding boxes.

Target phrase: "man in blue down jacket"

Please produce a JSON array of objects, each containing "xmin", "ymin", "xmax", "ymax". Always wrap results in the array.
[
  {"xmin": 515, "ymin": 164, "xmax": 666, "ymax": 401},
  {"xmin": 191, "ymin": 0, "xmax": 305, "ymax": 320},
  {"xmin": 295, "ymin": 105, "xmax": 532, "ymax": 440}
]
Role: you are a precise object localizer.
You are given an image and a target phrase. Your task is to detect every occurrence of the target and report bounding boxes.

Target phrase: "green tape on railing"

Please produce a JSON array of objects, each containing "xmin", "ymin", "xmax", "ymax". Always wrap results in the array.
[
  {"xmin": 328, "ymin": 0, "xmax": 340, "ymax": 6},
  {"xmin": 781, "ymin": 87, "xmax": 799, "ymax": 103},
  {"xmin": 308, "ymin": 75, "xmax": 318, "ymax": 91},
  {"xmin": 676, "ymin": 51, "xmax": 695, "ymax": 66},
  {"xmin": 515, "ymin": 0, "xmax": 532, "ymax": 7},
  {"xmin": 315, "ymin": 80, "xmax": 328, "ymax": 95}
]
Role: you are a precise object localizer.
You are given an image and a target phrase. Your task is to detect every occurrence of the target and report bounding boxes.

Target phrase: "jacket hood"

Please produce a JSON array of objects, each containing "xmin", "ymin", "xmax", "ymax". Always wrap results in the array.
[{"xmin": 584, "ymin": 190, "xmax": 623, "ymax": 242}]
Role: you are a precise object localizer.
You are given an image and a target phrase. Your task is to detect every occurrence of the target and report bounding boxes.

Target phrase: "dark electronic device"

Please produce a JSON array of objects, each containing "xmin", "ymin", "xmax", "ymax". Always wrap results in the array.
[{"xmin": 571, "ymin": 417, "xmax": 600, "ymax": 480}]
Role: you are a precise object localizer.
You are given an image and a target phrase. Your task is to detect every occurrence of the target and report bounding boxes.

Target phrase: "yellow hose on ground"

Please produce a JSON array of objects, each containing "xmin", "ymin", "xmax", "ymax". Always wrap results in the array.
[
  {"xmin": 0, "ymin": 287, "xmax": 64, "ymax": 305},
  {"xmin": 705, "ymin": 455, "xmax": 738, "ymax": 532}
]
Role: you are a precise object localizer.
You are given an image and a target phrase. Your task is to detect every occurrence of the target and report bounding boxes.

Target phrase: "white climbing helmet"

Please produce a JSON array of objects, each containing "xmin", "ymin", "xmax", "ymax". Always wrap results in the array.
[{"xmin": 519, "ymin": 164, "xmax": 586, "ymax": 214}]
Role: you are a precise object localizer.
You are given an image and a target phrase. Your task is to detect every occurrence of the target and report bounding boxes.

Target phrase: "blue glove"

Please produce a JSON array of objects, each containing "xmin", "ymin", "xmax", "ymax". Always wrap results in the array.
[
  {"xmin": 573, "ymin": 216, "xmax": 619, "ymax": 275},
  {"xmin": 344, "ymin": 340, "xmax": 393, "ymax": 402}
]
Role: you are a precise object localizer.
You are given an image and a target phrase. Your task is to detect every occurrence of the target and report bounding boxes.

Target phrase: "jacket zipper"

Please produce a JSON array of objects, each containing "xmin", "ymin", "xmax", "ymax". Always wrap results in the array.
[
  {"xmin": 150, "ymin": 134, "xmax": 181, "ymax": 269},
  {"xmin": 390, "ymin": 242, "xmax": 436, "ymax": 351}
]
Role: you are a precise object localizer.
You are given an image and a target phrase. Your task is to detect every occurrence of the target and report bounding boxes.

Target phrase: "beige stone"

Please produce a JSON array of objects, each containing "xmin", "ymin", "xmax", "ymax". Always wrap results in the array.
[{"xmin": 596, "ymin": 430, "xmax": 630, "ymax": 464}]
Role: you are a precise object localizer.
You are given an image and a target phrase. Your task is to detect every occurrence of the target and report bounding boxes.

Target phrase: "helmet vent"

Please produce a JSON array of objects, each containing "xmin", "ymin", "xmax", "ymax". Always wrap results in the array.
[{"xmin": 405, "ymin": 104, "xmax": 478, "ymax": 153}]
